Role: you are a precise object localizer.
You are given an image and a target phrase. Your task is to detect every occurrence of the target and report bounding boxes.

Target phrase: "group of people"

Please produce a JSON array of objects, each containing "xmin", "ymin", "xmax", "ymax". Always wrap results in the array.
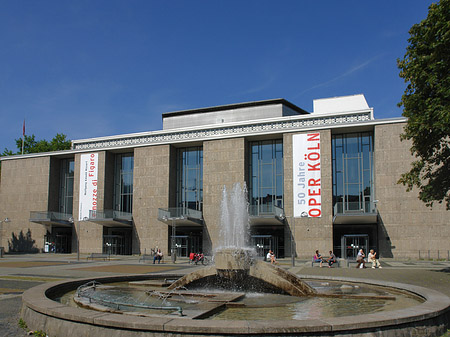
[
  {"xmin": 356, "ymin": 249, "xmax": 382, "ymax": 269},
  {"xmin": 314, "ymin": 250, "xmax": 337, "ymax": 268},
  {"xmin": 189, "ymin": 252, "xmax": 206, "ymax": 265},
  {"xmin": 314, "ymin": 249, "xmax": 382, "ymax": 269}
]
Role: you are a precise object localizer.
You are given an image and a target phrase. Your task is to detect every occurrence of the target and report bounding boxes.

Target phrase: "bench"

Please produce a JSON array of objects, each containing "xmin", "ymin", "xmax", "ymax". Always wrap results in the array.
[
  {"xmin": 139, "ymin": 254, "xmax": 164, "ymax": 264},
  {"xmin": 87, "ymin": 253, "xmax": 110, "ymax": 261},
  {"xmin": 347, "ymin": 259, "xmax": 366, "ymax": 268},
  {"xmin": 311, "ymin": 257, "xmax": 340, "ymax": 267}
]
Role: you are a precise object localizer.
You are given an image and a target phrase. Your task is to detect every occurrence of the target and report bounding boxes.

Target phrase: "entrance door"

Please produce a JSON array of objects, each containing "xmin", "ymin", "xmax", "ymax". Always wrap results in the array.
[
  {"xmin": 341, "ymin": 234, "xmax": 369, "ymax": 260},
  {"xmin": 103, "ymin": 235, "xmax": 124, "ymax": 255},
  {"xmin": 251, "ymin": 235, "xmax": 278, "ymax": 259},
  {"xmin": 174, "ymin": 235, "xmax": 188, "ymax": 257},
  {"xmin": 45, "ymin": 228, "xmax": 72, "ymax": 253}
]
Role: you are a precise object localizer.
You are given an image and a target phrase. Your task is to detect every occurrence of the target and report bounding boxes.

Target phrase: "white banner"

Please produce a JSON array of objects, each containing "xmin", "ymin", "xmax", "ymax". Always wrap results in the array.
[
  {"xmin": 78, "ymin": 153, "xmax": 98, "ymax": 221},
  {"xmin": 293, "ymin": 133, "xmax": 321, "ymax": 218}
]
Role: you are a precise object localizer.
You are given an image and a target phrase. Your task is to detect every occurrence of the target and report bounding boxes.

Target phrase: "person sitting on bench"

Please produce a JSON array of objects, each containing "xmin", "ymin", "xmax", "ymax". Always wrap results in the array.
[
  {"xmin": 153, "ymin": 249, "xmax": 163, "ymax": 264},
  {"xmin": 326, "ymin": 250, "xmax": 336, "ymax": 268}
]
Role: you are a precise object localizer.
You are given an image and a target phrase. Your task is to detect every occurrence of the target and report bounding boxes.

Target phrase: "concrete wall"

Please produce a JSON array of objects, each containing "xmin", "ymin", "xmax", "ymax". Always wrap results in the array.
[
  {"xmin": 133, "ymin": 145, "xmax": 171, "ymax": 255},
  {"xmin": 163, "ymin": 105, "xmax": 285, "ymax": 130},
  {"xmin": 0, "ymin": 157, "xmax": 50, "ymax": 252},
  {"xmin": 283, "ymin": 130, "xmax": 333, "ymax": 259},
  {"xmin": 375, "ymin": 123, "xmax": 450, "ymax": 259},
  {"xmin": 203, "ymin": 138, "xmax": 246, "ymax": 254}
]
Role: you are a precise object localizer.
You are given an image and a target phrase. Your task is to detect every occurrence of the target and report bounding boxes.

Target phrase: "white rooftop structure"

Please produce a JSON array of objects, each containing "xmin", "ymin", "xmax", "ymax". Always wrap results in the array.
[{"xmin": 313, "ymin": 94, "xmax": 370, "ymax": 114}]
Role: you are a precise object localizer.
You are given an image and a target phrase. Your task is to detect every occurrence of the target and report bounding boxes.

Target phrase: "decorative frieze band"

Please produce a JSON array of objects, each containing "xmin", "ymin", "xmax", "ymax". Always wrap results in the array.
[{"xmin": 73, "ymin": 112, "xmax": 371, "ymax": 150}]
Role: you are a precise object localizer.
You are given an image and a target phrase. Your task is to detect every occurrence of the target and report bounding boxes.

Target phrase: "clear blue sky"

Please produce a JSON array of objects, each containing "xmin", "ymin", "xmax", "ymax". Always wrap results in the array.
[{"xmin": 0, "ymin": 1, "xmax": 434, "ymax": 153}]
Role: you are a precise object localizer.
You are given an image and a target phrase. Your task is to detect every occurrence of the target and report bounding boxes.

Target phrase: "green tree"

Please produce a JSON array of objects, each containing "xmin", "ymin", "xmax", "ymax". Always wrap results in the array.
[
  {"xmin": 2, "ymin": 133, "xmax": 71, "ymax": 155},
  {"xmin": 397, "ymin": 0, "xmax": 450, "ymax": 209}
]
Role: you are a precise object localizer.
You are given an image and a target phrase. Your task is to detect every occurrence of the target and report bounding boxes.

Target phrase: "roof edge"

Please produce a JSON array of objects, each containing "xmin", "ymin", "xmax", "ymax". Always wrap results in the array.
[{"xmin": 161, "ymin": 98, "xmax": 309, "ymax": 118}]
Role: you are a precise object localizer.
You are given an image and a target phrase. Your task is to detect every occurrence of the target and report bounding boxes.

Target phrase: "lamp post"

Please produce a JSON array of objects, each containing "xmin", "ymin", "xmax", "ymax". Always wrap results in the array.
[
  {"xmin": 290, "ymin": 216, "xmax": 296, "ymax": 267},
  {"xmin": 0, "ymin": 218, "xmax": 10, "ymax": 258},
  {"xmin": 171, "ymin": 219, "xmax": 176, "ymax": 263}
]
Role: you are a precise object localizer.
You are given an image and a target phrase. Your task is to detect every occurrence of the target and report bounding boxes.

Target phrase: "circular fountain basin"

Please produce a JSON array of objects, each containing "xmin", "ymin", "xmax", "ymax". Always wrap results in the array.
[{"xmin": 21, "ymin": 274, "xmax": 450, "ymax": 337}]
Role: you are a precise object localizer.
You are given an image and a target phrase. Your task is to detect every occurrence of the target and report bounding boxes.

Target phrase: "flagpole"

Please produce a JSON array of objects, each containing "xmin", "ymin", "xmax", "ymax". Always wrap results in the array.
[{"xmin": 22, "ymin": 119, "xmax": 25, "ymax": 155}]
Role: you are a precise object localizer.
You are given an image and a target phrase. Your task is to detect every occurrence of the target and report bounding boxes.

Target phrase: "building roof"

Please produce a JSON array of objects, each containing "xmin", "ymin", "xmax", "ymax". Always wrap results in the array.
[{"xmin": 161, "ymin": 98, "xmax": 309, "ymax": 118}]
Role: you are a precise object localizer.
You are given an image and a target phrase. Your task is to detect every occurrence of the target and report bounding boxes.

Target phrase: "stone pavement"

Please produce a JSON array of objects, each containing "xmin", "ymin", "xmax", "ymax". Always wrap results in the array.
[{"xmin": 1, "ymin": 253, "xmax": 449, "ymax": 336}]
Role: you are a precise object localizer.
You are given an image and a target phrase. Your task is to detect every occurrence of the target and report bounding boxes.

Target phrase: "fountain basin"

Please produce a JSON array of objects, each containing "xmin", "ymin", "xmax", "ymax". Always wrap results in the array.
[{"xmin": 21, "ymin": 274, "xmax": 450, "ymax": 337}]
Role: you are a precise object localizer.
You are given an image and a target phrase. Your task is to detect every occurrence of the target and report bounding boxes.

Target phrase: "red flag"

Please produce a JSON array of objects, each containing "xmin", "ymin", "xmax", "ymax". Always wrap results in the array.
[{"xmin": 23, "ymin": 119, "xmax": 25, "ymax": 136}]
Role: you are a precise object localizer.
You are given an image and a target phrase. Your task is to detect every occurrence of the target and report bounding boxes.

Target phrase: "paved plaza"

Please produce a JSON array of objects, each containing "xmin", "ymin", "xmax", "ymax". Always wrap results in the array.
[{"xmin": 1, "ymin": 254, "xmax": 449, "ymax": 337}]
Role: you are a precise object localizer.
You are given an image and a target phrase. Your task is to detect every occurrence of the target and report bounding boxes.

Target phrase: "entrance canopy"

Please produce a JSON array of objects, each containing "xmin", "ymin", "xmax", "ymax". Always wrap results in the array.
[
  {"xmin": 88, "ymin": 210, "xmax": 132, "ymax": 228},
  {"xmin": 29, "ymin": 211, "xmax": 74, "ymax": 228}
]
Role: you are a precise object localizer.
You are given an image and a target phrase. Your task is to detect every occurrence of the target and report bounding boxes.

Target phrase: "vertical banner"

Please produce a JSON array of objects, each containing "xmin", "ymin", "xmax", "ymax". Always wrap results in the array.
[
  {"xmin": 293, "ymin": 133, "xmax": 321, "ymax": 217},
  {"xmin": 78, "ymin": 153, "xmax": 98, "ymax": 221}
]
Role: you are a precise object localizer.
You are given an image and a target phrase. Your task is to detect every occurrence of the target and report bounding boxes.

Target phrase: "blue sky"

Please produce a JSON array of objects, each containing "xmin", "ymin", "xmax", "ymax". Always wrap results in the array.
[{"xmin": 0, "ymin": 1, "xmax": 434, "ymax": 153}]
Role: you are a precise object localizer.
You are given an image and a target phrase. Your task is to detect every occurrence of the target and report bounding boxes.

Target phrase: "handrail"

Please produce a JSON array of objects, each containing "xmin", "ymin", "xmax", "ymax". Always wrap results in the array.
[
  {"xmin": 158, "ymin": 207, "xmax": 202, "ymax": 221},
  {"xmin": 89, "ymin": 210, "xmax": 132, "ymax": 221},
  {"xmin": 248, "ymin": 204, "xmax": 285, "ymax": 219},
  {"xmin": 30, "ymin": 211, "xmax": 73, "ymax": 222}
]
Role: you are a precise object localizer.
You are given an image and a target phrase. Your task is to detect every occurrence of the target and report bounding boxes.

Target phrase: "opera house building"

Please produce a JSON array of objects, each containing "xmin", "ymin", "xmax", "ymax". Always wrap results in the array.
[{"xmin": 0, "ymin": 94, "xmax": 448, "ymax": 261}]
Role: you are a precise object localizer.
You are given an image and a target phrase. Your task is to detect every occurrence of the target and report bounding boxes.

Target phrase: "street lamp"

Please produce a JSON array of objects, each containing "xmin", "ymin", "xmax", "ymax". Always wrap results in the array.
[
  {"xmin": 0, "ymin": 218, "xmax": 10, "ymax": 258},
  {"xmin": 290, "ymin": 216, "xmax": 296, "ymax": 267}
]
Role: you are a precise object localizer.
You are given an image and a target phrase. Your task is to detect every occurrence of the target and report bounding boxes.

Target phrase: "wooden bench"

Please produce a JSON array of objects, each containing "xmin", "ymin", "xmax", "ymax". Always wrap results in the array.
[
  {"xmin": 87, "ymin": 253, "xmax": 110, "ymax": 261},
  {"xmin": 311, "ymin": 257, "xmax": 340, "ymax": 267}
]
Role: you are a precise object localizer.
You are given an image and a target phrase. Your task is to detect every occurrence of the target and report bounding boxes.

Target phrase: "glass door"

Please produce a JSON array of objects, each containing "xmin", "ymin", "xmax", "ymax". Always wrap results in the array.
[
  {"xmin": 103, "ymin": 235, "xmax": 124, "ymax": 255},
  {"xmin": 251, "ymin": 235, "xmax": 278, "ymax": 259},
  {"xmin": 341, "ymin": 234, "xmax": 369, "ymax": 260},
  {"xmin": 174, "ymin": 235, "xmax": 188, "ymax": 257}
]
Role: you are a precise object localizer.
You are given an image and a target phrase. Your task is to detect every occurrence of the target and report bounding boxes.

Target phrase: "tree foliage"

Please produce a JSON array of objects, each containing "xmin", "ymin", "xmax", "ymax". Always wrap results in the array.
[
  {"xmin": 397, "ymin": 0, "xmax": 450, "ymax": 209},
  {"xmin": 2, "ymin": 133, "xmax": 71, "ymax": 156}
]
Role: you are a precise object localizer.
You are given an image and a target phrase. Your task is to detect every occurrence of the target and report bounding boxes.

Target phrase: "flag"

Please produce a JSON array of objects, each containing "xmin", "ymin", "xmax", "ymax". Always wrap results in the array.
[{"xmin": 23, "ymin": 119, "xmax": 25, "ymax": 136}]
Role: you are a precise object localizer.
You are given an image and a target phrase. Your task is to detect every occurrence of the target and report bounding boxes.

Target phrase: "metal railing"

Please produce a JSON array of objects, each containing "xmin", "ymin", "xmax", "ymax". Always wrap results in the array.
[
  {"xmin": 89, "ymin": 210, "xmax": 132, "ymax": 221},
  {"xmin": 333, "ymin": 201, "xmax": 377, "ymax": 215},
  {"xmin": 248, "ymin": 204, "xmax": 285, "ymax": 219},
  {"xmin": 418, "ymin": 250, "xmax": 450, "ymax": 261},
  {"xmin": 158, "ymin": 208, "xmax": 202, "ymax": 221},
  {"xmin": 30, "ymin": 211, "xmax": 73, "ymax": 223}
]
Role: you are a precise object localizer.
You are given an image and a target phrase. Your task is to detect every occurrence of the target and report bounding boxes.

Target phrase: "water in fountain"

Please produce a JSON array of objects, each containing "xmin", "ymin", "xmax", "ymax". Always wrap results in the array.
[{"xmin": 217, "ymin": 182, "xmax": 250, "ymax": 250}]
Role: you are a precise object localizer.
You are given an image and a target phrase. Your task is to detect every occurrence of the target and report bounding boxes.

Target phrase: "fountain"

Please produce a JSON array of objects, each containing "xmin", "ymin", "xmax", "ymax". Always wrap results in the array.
[
  {"xmin": 169, "ymin": 183, "xmax": 315, "ymax": 296},
  {"xmin": 20, "ymin": 182, "xmax": 450, "ymax": 336}
]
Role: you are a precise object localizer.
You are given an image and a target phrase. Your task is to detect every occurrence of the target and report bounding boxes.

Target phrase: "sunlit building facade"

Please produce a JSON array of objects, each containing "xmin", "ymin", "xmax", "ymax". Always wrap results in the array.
[{"xmin": 0, "ymin": 95, "xmax": 448, "ymax": 260}]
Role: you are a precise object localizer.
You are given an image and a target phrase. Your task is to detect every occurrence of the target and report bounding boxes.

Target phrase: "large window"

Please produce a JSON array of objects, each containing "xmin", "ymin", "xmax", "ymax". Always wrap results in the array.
[
  {"xmin": 114, "ymin": 154, "xmax": 134, "ymax": 214},
  {"xmin": 332, "ymin": 132, "xmax": 374, "ymax": 214},
  {"xmin": 177, "ymin": 147, "xmax": 203, "ymax": 211},
  {"xmin": 249, "ymin": 140, "xmax": 283, "ymax": 213},
  {"xmin": 59, "ymin": 158, "xmax": 74, "ymax": 215}
]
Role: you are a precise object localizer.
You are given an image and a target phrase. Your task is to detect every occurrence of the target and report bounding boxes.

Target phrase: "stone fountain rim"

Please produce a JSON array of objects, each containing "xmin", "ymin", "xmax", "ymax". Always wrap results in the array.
[{"xmin": 22, "ymin": 273, "xmax": 450, "ymax": 336}]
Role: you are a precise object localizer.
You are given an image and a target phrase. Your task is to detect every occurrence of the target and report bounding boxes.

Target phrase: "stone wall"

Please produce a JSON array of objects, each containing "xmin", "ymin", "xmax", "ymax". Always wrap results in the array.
[
  {"xmin": 374, "ymin": 122, "xmax": 449, "ymax": 259},
  {"xmin": 133, "ymin": 145, "xmax": 171, "ymax": 255},
  {"xmin": 0, "ymin": 156, "xmax": 50, "ymax": 252},
  {"xmin": 203, "ymin": 138, "xmax": 246, "ymax": 254}
]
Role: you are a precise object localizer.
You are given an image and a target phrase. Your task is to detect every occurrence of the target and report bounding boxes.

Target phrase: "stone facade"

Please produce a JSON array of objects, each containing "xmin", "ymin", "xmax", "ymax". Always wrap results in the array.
[
  {"xmin": 203, "ymin": 138, "xmax": 246, "ymax": 254},
  {"xmin": 0, "ymin": 156, "xmax": 50, "ymax": 251},
  {"xmin": 133, "ymin": 145, "xmax": 171, "ymax": 255},
  {"xmin": 374, "ymin": 123, "xmax": 449, "ymax": 259}
]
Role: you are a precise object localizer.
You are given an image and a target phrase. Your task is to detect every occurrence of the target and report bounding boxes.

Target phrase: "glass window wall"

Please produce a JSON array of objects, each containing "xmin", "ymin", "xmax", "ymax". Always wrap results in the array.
[
  {"xmin": 114, "ymin": 154, "xmax": 134, "ymax": 213},
  {"xmin": 177, "ymin": 147, "xmax": 203, "ymax": 211},
  {"xmin": 332, "ymin": 132, "xmax": 374, "ymax": 214},
  {"xmin": 59, "ymin": 158, "xmax": 74, "ymax": 215},
  {"xmin": 249, "ymin": 140, "xmax": 283, "ymax": 214}
]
